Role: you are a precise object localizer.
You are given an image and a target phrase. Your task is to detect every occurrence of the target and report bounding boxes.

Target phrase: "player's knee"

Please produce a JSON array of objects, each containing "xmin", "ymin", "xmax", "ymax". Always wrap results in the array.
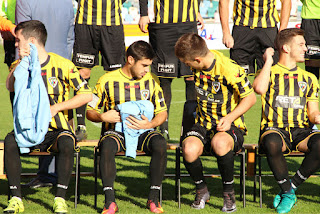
[
  {"xmin": 183, "ymin": 140, "xmax": 202, "ymax": 161},
  {"xmin": 211, "ymin": 140, "xmax": 232, "ymax": 156},
  {"xmin": 100, "ymin": 137, "xmax": 119, "ymax": 156},
  {"xmin": 57, "ymin": 135, "xmax": 74, "ymax": 154},
  {"xmin": 308, "ymin": 134, "xmax": 320, "ymax": 153},
  {"xmin": 150, "ymin": 134, "xmax": 167, "ymax": 154},
  {"xmin": 261, "ymin": 133, "xmax": 283, "ymax": 155}
]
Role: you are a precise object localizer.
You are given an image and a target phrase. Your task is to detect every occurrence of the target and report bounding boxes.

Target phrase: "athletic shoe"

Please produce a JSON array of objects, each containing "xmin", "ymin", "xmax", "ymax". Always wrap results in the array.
[
  {"xmin": 3, "ymin": 197, "xmax": 24, "ymax": 213},
  {"xmin": 53, "ymin": 197, "xmax": 68, "ymax": 214},
  {"xmin": 22, "ymin": 177, "xmax": 54, "ymax": 189},
  {"xmin": 276, "ymin": 189, "xmax": 297, "ymax": 214},
  {"xmin": 147, "ymin": 200, "xmax": 164, "ymax": 213},
  {"xmin": 75, "ymin": 125, "xmax": 87, "ymax": 141},
  {"xmin": 273, "ymin": 191, "xmax": 282, "ymax": 208},
  {"xmin": 222, "ymin": 190, "xmax": 237, "ymax": 213},
  {"xmin": 161, "ymin": 129, "xmax": 170, "ymax": 141},
  {"xmin": 191, "ymin": 188, "xmax": 210, "ymax": 209},
  {"xmin": 101, "ymin": 202, "xmax": 118, "ymax": 214}
]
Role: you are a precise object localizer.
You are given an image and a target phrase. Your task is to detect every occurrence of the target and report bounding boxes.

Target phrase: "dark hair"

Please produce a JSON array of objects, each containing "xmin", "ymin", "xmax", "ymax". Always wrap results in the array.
[
  {"xmin": 175, "ymin": 33, "xmax": 209, "ymax": 61},
  {"xmin": 15, "ymin": 20, "xmax": 47, "ymax": 46},
  {"xmin": 275, "ymin": 28, "xmax": 305, "ymax": 51},
  {"xmin": 126, "ymin": 40, "xmax": 155, "ymax": 61}
]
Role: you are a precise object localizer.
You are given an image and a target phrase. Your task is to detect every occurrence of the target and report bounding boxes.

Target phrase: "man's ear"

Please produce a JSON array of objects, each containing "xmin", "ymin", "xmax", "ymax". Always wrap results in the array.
[
  {"xmin": 194, "ymin": 57, "xmax": 201, "ymax": 64},
  {"xmin": 127, "ymin": 56, "xmax": 135, "ymax": 65},
  {"xmin": 29, "ymin": 37, "xmax": 36, "ymax": 44},
  {"xmin": 283, "ymin": 44, "xmax": 290, "ymax": 54}
]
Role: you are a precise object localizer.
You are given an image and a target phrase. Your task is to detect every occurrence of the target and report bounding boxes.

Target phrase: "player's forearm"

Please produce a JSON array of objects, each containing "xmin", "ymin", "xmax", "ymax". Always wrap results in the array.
[
  {"xmin": 53, "ymin": 93, "xmax": 92, "ymax": 112},
  {"xmin": 219, "ymin": 0, "xmax": 231, "ymax": 35},
  {"xmin": 86, "ymin": 109, "xmax": 103, "ymax": 123},
  {"xmin": 150, "ymin": 111, "xmax": 167, "ymax": 129},
  {"xmin": 253, "ymin": 61, "xmax": 273, "ymax": 94},
  {"xmin": 225, "ymin": 92, "xmax": 256, "ymax": 122},
  {"xmin": 279, "ymin": 0, "xmax": 291, "ymax": 31}
]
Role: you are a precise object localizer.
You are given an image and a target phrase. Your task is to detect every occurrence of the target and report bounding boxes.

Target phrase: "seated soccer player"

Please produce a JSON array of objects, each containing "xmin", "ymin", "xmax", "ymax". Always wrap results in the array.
[
  {"xmin": 253, "ymin": 28, "xmax": 320, "ymax": 214},
  {"xmin": 4, "ymin": 20, "xmax": 92, "ymax": 214},
  {"xmin": 86, "ymin": 41, "xmax": 168, "ymax": 214},
  {"xmin": 174, "ymin": 33, "xmax": 256, "ymax": 212}
]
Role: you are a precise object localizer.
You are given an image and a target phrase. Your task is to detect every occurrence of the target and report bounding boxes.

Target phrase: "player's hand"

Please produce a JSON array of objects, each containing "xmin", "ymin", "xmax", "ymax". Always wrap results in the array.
[
  {"xmin": 216, "ymin": 117, "xmax": 232, "ymax": 132},
  {"xmin": 126, "ymin": 115, "xmax": 151, "ymax": 130},
  {"xmin": 50, "ymin": 105, "xmax": 60, "ymax": 117},
  {"xmin": 18, "ymin": 43, "xmax": 31, "ymax": 59},
  {"xmin": 197, "ymin": 12, "xmax": 205, "ymax": 30},
  {"xmin": 138, "ymin": 16, "xmax": 150, "ymax": 33},
  {"xmin": 222, "ymin": 33, "xmax": 234, "ymax": 48},
  {"xmin": 314, "ymin": 114, "xmax": 320, "ymax": 124},
  {"xmin": 263, "ymin": 47, "xmax": 274, "ymax": 64},
  {"xmin": 100, "ymin": 110, "xmax": 121, "ymax": 123}
]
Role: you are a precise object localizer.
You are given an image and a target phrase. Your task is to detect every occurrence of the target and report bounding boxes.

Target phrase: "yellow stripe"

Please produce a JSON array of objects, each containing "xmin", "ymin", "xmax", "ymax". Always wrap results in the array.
[
  {"xmin": 173, "ymin": 0, "xmax": 179, "ymax": 23},
  {"xmin": 115, "ymin": 0, "xmax": 120, "ymax": 25},
  {"xmin": 87, "ymin": 0, "xmax": 93, "ymax": 25},
  {"xmin": 78, "ymin": 0, "xmax": 85, "ymax": 24},
  {"xmin": 261, "ymin": 0, "xmax": 267, "ymax": 27},
  {"xmin": 233, "ymin": 0, "xmax": 240, "ymax": 25},
  {"xmin": 189, "ymin": 0, "xmax": 194, "ymax": 22},
  {"xmin": 106, "ymin": 0, "xmax": 111, "ymax": 26},
  {"xmin": 156, "ymin": 0, "xmax": 161, "ymax": 23},
  {"xmin": 182, "ymin": 0, "xmax": 188, "ymax": 22},
  {"xmin": 243, "ymin": 0, "xmax": 250, "ymax": 26},
  {"xmin": 164, "ymin": 0, "xmax": 169, "ymax": 23},
  {"xmin": 269, "ymin": 0, "xmax": 275, "ymax": 27},
  {"xmin": 119, "ymin": 0, "xmax": 123, "ymax": 25},
  {"xmin": 97, "ymin": 0, "xmax": 102, "ymax": 25},
  {"xmin": 252, "ymin": 0, "xmax": 259, "ymax": 27},
  {"xmin": 194, "ymin": 0, "xmax": 199, "ymax": 21}
]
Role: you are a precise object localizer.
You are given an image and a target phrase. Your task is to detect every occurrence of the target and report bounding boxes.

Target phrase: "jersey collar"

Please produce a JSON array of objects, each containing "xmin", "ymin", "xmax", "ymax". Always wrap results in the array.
[
  {"xmin": 277, "ymin": 62, "xmax": 298, "ymax": 72},
  {"xmin": 203, "ymin": 58, "xmax": 216, "ymax": 72},
  {"xmin": 41, "ymin": 55, "xmax": 50, "ymax": 68}
]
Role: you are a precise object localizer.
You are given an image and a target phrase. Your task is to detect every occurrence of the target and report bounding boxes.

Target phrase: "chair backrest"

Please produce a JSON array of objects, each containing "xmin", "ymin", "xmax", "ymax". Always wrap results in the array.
[{"xmin": 180, "ymin": 100, "xmax": 197, "ymax": 146}]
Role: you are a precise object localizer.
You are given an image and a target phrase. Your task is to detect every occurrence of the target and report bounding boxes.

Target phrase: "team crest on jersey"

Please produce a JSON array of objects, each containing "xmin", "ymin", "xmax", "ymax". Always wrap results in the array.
[
  {"xmin": 141, "ymin": 89, "xmax": 150, "ymax": 100},
  {"xmin": 212, "ymin": 82, "xmax": 220, "ymax": 93},
  {"xmin": 298, "ymin": 82, "xmax": 307, "ymax": 92},
  {"xmin": 49, "ymin": 77, "xmax": 58, "ymax": 88}
]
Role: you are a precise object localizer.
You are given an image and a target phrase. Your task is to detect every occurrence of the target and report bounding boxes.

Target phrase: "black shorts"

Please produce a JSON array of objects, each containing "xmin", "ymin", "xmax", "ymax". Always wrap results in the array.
[
  {"xmin": 230, "ymin": 26, "xmax": 279, "ymax": 75},
  {"xmin": 181, "ymin": 123, "xmax": 244, "ymax": 155},
  {"xmin": 148, "ymin": 22, "xmax": 197, "ymax": 78},
  {"xmin": 99, "ymin": 129, "xmax": 163, "ymax": 153},
  {"xmin": 259, "ymin": 127, "xmax": 320, "ymax": 155},
  {"xmin": 72, "ymin": 24, "xmax": 126, "ymax": 71},
  {"xmin": 301, "ymin": 19, "xmax": 320, "ymax": 60}
]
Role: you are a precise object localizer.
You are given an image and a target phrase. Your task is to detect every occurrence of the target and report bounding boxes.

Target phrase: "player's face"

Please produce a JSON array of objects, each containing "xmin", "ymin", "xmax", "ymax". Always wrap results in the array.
[
  {"xmin": 288, "ymin": 35, "xmax": 307, "ymax": 63},
  {"xmin": 15, "ymin": 29, "xmax": 32, "ymax": 58},
  {"xmin": 131, "ymin": 58, "xmax": 152, "ymax": 79}
]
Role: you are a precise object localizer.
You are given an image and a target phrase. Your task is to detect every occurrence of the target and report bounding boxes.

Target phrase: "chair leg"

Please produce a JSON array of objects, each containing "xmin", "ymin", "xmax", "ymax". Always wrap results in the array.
[
  {"xmin": 160, "ymin": 184, "xmax": 162, "ymax": 206},
  {"xmin": 259, "ymin": 154, "xmax": 262, "ymax": 208},
  {"xmin": 253, "ymin": 147, "xmax": 257, "ymax": 202},
  {"xmin": 94, "ymin": 147, "xmax": 98, "ymax": 209},
  {"xmin": 175, "ymin": 147, "xmax": 181, "ymax": 209},
  {"xmin": 242, "ymin": 151, "xmax": 246, "ymax": 208},
  {"xmin": 74, "ymin": 152, "xmax": 80, "ymax": 208},
  {"xmin": 239, "ymin": 153, "xmax": 243, "ymax": 202}
]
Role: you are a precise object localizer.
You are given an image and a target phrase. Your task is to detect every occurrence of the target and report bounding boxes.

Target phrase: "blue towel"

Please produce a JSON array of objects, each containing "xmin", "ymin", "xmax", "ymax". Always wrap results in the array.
[
  {"xmin": 115, "ymin": 100, "xmax": 154, "ymax": 158},
  {"xmin": 13, "ymin": 43, "xmax": 52, "ymax": 153}
]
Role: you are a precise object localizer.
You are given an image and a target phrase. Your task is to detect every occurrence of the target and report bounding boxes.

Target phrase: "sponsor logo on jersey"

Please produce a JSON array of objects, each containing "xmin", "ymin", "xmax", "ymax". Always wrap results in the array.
[
  {"xmin": 298, "ymin": 81, "xmax": 307, "ymax": 92},
  {"xmin": 110, "ymin": 64, "xmax": 122, "ymax": 68},
  {"xmin": 284, "ymin": 75, "xmax": 298, "ymax": 79},
  {"xmin": 158, "ymin": 63, "xmax": 175, "ymax": 73},
  {"xmin": 49, "ymin": 77, "xmax": 58, "ymax": 88},
  {"xmin": 125, "ymin": 85, "xmax": 140, "ymax": 89},
  {"xmin": 141, "ymin": 89, "xmax": 150, "ymax": 100},
  {"xmin": 275, "ymin": 95, "xmax": 306, "ymax": 109}
]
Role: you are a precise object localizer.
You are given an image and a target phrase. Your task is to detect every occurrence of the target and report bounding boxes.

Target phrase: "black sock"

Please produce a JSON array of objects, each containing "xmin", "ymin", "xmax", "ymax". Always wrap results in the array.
[
  {"xmin": 159, "ymin": 78, "xmax": 172, "ymax": 132},
  {"xmin": 217, "ymin": 150, "xmax": 234, "ymax": 192},
  {"xmin": 183, "ymin": 158, "xmax": 206, "ymax": 190},
  {"xmin": 185, "ymin": 79, "xmax": 196, "ymax": 101},
  {"xmin": 263, "ymin": 133, "xmax": 291, "ymax": 192},
  {"xmin": 292, "ymin": 135, "xmax": 320, "ymax": 188},
  {"xmin": 4, "ymin": 133, "xmax": 22, "ymax": 198},
  {"xmin": 75, "ymin": 78, "xmax": 90, "ymax": 127},
  {"xmin": 147, "ymin": 134, "xmax": 167, "ymax": 201},
  {"xmin": 55, "ymin": 135, "xmax": 74, "ymax": 198},
  {"xmin": 99, "ymin": 137, "xmax": 118, "ymax": 203}
]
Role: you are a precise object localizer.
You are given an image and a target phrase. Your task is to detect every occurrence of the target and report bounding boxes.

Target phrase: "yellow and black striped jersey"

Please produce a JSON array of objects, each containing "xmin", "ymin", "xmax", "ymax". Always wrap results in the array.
[
  {"xmin": 233, "ymin": 0, "xmax": 280, "ymax": 28},
  {"xmin": 139, "ymin": 0, "xmax": 199, "ymax": 24},
  {"xmin": 259, "ymin": 63, "xmax": 319, "ymax": 130},
  {"xmin": 193, "ymin": 50, "xmax": 254, "ymax": 132},
  {"xmin": 11, "ymin": 53, "xmax": 92, "ymax": 132},
  {"xmin": 76, "ymin": 0, "xmax": 123, "ymax": 26},
  {"xmin": 88, "ymin": 68, "xmax": 167, "ymax": 131}
]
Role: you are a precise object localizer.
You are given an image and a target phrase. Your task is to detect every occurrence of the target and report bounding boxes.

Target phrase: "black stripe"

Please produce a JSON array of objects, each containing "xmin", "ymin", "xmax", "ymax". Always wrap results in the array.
[
  {"xmin": 57, "ymin": 68, "xmax": 66, "ymax": 102},
  {"xmin": 265, "ymin": 0, "xmax": 271, "ymax": 27},
  {"xmin": 124, "ymin": 82, "xmax": 131, "ymax": 102},
  {"xmin": 83, "ymin": 0, "xmax": 88, "ymax": 23},
  {"xmin": 248, "ymin": 0, "xmax": 255, "ymax": 26},
  {"xmin": 51, "ymin": 67, "xmax": 59, "ymax": 102},
  {"xmin": 114, "ymin": 81, "xmax": 120, "ymax": 105},
  {"xmin": 111, "ymin": 0, "xmax": 116, "ymax": 25},
  {"xmin": 135, "ymin": 82, "xmax": 141, "ymax": 100},
  {"xmin": 168, "ymin": 0, "xmax": 174, "ymax": 23},
  {"xmin": 271, "ymin": 74, "xmax": 279, "ymax": 127},
  {"xmin": 92, "ymin": 0, "xmax": 97, "ymax": 25},
  {"xmin": 293, "ymin": 74, "xmax": 299, "ymax": 127},
  {"xmin": 239, "ymin": 0, "xmax": 246, "ymax": 25},
  {"xmin": 178, "ymin": 0, "xmax": 184, "ymax": 22},
  {"xmin": 257, "ymin": 0, "xmax": 264, "ymax": 28},
  {"xmin": 102, "ymin": 0, "xmax": 107, "ymax": 25},
  {"xmin": 158, "ymin": 0, "xmax": 165, "ymax": 23},
  {"xmin": 282, "ymin": 74, "xmax": 290, "ymax": 125},
  {"xmin": 186, "ymin": 0, "xmax": 191, "ymax": 22}
]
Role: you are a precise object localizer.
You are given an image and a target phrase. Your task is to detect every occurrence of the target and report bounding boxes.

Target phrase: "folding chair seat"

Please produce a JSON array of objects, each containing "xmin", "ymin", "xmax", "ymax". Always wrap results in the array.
[
  {"xmin": 93, "ymin": 146, "xmax": 163, "ymax": 209},
  {"xmin": 254, "ymin": 149, "xmax": 307, "ymax": 208},
  {"xmin": 175, "ymin": 100, "xmax": 246, "ymax": 208},
  {"xmin": 7, "ymin": 149, "xmax": 81, "ymax": 208}
]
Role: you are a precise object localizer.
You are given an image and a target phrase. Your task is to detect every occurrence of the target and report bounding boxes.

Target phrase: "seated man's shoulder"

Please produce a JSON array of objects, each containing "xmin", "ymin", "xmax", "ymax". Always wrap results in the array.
[{"xmin": 48, "ymin": 52, "xmax": 75, "ymax": 67}]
